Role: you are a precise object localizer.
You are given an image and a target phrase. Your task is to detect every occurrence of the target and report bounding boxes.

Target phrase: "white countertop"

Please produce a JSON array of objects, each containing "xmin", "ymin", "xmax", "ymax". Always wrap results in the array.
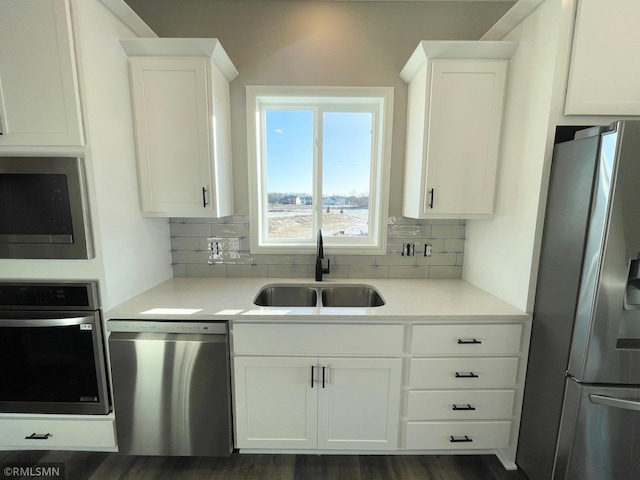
[{"xmin": 106, "ymin": 277, "xmax": 528, "ymax": 322}]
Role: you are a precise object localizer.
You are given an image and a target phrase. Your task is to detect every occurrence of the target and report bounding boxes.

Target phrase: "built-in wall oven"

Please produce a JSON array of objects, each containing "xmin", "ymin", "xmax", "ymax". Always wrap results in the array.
[{"xmin": 0, "ymin": 281, "xmax": 110, "ymax": 414}]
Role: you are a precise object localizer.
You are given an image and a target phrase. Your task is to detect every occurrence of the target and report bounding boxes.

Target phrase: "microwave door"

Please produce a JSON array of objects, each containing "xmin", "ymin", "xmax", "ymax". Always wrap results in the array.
[{"xmin": 0, "ymin": 156, "xmax": 93, "ymax": 259}]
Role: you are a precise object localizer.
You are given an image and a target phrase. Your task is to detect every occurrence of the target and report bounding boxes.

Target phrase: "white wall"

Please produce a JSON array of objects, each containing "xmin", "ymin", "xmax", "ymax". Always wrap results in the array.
[
  {"xmin": 71, "ymin": 0, "xmax": 173, "ymax": 309},
  {"xmin": 463, "ymin": 0, "xmax": 565, "ymax": 312}
]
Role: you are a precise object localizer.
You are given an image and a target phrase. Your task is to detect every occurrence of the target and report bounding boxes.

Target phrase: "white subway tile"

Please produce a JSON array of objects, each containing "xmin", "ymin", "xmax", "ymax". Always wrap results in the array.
[
  {"xmin": 267, "ymin": 265, "xmax": 308, "ymax": 278},
  {"xmin": 227, "ymin": 264, "xmax": 268, "ymax": 278},
  {"xmin": 172, "ymin": 250, "xmax": 210, "ymax": 264},
  {"xmin": 333, "ymin": 255, "xmax": 376, "ymax": 266},
  {"xmin": 171, "ymin": 237, "xmax": 199, "ymax": 251},
  {"xmin": 348, "ymin": 265, "xmax": 389, "ymax": 279},
  {"xmin": 444, "ymin": 239, "xmax": 465, "ymax": 252},
  {"xmin": 388, "ymin": 216, "xmax": 420, "ymax": 225},
  {"xmin": 169, "ymin": 216, "xmax": 466, "ymax": 279},
  {"xmin": 295, "ymin": 255, "xmax": 317, "ymax": 265},
  {"xmin": 252, "ymin": 254, "xmax": 297, "ymax": 265},
  {"xmin": 389, "ymin": 265, "xmax": 429, "ymax": 279},
  {"xmin": 375, "ymin": 254, "xmax": 417, "ymax": 266},
  {"xmin": 431, "ymin": 225, "xmax": 465, "ymax": 239},
  {"xmin": 417, "ymin": 252, "xmax": 458, "ymax": 266},
  {"xmin": 211, "ymin": 223, "xmax": 250, "ymax": 238},
  {"xmin": 429, "ymin": 266, "xmax": 463, "ymax": 279},
  {"xmin": 186, "ymin": 264, "xmax": 228, "ymax": 277},
  {"xmin": 172, "ymin": 264, "xmax": 187, "ymax": 277},
  {"xmin": 170, "ymin": 223, "xmax": 212, "ymax": 237}
]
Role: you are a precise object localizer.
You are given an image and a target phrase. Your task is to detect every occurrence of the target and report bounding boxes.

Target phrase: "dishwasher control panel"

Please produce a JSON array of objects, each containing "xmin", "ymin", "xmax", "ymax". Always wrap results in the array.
[{"xmin": 107, "ymin": 320, "xmax": 227, "ymax": 335}]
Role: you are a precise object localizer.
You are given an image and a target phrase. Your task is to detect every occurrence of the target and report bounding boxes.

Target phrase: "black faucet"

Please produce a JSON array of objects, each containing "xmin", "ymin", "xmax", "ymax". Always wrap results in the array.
[{"xmin": 315, "ymin": 229, "xmax": 330, "ymax": 281}]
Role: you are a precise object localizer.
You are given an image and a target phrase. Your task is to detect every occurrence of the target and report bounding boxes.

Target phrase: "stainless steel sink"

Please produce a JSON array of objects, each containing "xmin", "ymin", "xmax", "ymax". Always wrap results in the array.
[
  {"xmin": 253, "ymin": 285, "xmax": 317, "ymax": 307},
  {"xmin": 254, "ymin": 284, "xmax": 385, "ymax": 308},
  {"xmin": 320, "ymin": 285, "xmax": 385, "ymax": 307}
]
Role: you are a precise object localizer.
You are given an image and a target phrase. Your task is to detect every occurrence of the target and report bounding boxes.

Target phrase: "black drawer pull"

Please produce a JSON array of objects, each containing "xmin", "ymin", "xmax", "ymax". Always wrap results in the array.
[
  {"xmin": 452, "ymin": 404, "xmax": 476, "ymax": 411},
  {"xmin": 455, "ymin": 372, "xmax": 479, "ymax": 378},
  {"xmin": 25, "ymin": 433, "xmax": 51, "ymax": 440},
  {"xmin": 457, "ymin": 338, "xmax": 482, "ymax": 344},
  {"xmin": 450, "ymin": 435, "xmax": 473, "ymax": 443}
]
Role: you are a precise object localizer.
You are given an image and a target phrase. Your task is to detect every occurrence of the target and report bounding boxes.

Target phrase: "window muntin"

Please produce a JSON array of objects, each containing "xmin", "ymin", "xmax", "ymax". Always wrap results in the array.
[{"xmin": 247, "ymin": 87, "xmax": 393, "ymax": 254}]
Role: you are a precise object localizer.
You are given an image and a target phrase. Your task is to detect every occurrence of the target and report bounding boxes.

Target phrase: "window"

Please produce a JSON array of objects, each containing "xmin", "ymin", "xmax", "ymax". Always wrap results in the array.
[{"xmin": 247, "ymin": 86, "xmax": 393, "ymax": 254}]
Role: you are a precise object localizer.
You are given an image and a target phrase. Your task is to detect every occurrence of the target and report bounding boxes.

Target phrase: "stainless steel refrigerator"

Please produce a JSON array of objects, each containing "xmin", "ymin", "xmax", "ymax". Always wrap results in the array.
[{"xmin": 517, "ymin": 120, "xmax": 640, "ymax": 480}]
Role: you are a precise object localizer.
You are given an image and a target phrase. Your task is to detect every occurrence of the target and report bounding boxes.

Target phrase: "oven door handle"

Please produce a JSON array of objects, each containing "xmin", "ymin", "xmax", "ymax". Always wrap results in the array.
[
  {"xmin": 589, "ymin": 394, "xmax": 640, "ymax": 412},
  {"xmin": 0, "ymin": 316, "xmax": 96, "ymax": 327}
]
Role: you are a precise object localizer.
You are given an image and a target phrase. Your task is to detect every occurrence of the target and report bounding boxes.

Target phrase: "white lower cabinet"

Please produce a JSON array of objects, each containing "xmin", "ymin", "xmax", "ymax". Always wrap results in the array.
[
  {"xmin": 233, "ymin": 355, "xmax": 402, "ymax": 450},
  {"xmin": 0, "ymin": 415, "xmax": 116, "ymax": 450},
  {"xmin": 404, "ymin": 322, "xmax": 524, "ymax": 452},
  {"xmin": 231, "ymin": 319, "xmax": 529, "ymax": 463}
]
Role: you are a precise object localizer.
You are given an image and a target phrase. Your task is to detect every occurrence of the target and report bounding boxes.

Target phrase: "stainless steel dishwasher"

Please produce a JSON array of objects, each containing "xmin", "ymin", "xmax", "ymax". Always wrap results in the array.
[{"xmin": 107, "ymin": 320, "xmax": 232, "ymax": 456}]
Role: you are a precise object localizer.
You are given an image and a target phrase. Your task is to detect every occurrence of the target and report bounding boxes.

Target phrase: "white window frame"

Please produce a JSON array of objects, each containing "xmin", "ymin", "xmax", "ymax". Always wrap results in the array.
[{"xmin": 246, "ymin": 86, "xmax": 394, "ymax": 255}]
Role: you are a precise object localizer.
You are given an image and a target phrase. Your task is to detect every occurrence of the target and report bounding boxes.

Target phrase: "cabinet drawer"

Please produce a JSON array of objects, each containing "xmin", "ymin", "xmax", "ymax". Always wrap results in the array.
[
  {"xmin": 233, "ymin": 323, "xmax": 404, "ymax": 355},
  {"xmin": 0, "ymin": 417, "xmax": 116, "ymax": 449},
  {"xmin": 409, "ymin": 357, "xmax": 519, "ymax": 388},
  {"xmin": 407, "ymin": 390, "xmax": 515, "ymax": 420},
  {"xmin": 405, "ymin": 420, "xmax": 511, "ymax": 450},
  {"xmin": 410, "ymin": 324, "xmax": 523, "ymax": 355}
]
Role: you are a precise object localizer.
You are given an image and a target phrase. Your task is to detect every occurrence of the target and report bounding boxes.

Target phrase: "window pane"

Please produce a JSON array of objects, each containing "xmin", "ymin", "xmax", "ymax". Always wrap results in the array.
[
  {"xmin": 322, "ymin": 112, "xmax": 372, "ymax": 237},
  {"xmin": 265, "ymin": 110, "xmax": 314, "ymax": 240}
]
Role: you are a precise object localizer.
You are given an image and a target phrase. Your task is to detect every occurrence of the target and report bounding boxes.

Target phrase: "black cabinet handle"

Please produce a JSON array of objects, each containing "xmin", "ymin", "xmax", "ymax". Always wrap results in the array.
[
  {"xmin": 322, "ymin": 366, "xmax": 326, "ymax": 388},
  {"xmin": 311, "ymin": 365, "xmax": 315, "ymax": 388},
  {"xmin": 450, "ymin": 435, "xmax": 473, "ymax": 443},
  {"xmin": 452, "ymin": 404, "xmax": 476, "ymax": 411},
  {"xmin": 428, "ymin": 188, "xmax": 435, "ymax": 209},
  {"xmin": 25, "ymin": 433, "xmax": 51, "ymax": 440},
  {"xmin": 455, "ymin": 372, "xmax": 479, "ymax": 378},
  {"xmin": 457, "ymin": 339, "xmax": 482, "ymax": 345},
  {"xmin": 202, "ymin": 187, "xmax": 208, "ymax": 207}
]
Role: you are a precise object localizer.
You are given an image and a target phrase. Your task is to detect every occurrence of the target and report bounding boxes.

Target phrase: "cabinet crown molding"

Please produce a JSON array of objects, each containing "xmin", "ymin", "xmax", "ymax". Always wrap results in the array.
[
  {"xmin": 400, "ymin": 40, "xmax": 518, "ymax": 83},
  {"xmin": 120, "ymin": 38, "xmax": 238, "ymax": 81}
]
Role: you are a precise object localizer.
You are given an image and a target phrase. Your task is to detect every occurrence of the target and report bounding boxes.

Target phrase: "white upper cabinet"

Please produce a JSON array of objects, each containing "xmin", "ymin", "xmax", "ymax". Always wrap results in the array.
[
  {"xmin": 122, "ymin": 38, "xmax": 238, "ymax": 217},
  {"xmin": 565, "ymin": 0, "xmax": 640, "ymax": 115},
  {"xmin": 0, "ymin": 0, "xmax": 84, "ymax": 146},
  {"xmin": 401, "ymin": 41, "xmax": 517, "ymax": 219}
]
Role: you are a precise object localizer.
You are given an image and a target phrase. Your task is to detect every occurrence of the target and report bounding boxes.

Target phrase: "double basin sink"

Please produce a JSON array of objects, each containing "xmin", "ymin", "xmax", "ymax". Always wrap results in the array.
[{"xmin": 254, "ymin": 284, "xmax": 385, "ymax": 308}]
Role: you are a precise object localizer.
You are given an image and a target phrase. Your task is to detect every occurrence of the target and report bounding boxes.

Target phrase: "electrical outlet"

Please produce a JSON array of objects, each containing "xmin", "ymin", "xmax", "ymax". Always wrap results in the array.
[
  {"xmin": 402, "ymin": 242, "xmax": 415, "ymax": 256},
  {"xmin": 424, "ymin": 243, "xmax": 432, "ymax": 257}
]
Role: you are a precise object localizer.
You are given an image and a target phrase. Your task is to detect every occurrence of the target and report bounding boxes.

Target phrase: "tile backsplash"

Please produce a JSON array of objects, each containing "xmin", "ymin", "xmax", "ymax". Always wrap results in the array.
[{"xmin": 170, "ymin": 216, "xmax": 465, "ymax": 279}]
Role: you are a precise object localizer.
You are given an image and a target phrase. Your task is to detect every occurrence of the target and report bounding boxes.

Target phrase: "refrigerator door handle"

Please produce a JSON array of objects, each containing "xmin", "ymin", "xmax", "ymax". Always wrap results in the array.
[{"xmin": 589, "ymin": 394, "xmax": 640, "ymax": 412}]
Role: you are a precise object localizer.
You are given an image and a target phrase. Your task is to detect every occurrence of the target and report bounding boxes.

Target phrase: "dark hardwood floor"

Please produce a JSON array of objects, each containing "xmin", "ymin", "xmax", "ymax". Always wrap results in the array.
[{"xmin": 0, "ymin": 451, "xmax": 530, "ymax": 480}]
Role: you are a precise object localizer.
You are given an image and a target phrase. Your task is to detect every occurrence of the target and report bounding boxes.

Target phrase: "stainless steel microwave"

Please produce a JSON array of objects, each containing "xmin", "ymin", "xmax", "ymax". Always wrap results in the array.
[{"xmin": 0, "ymin": 156, "xmax": 93, "ymax": 259}]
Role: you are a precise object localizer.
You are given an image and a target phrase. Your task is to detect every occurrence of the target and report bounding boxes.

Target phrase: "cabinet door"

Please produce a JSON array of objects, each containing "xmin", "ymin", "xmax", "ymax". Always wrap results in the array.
[
  {"xmin": 0, "ymin": 0, "xmax": 83, "ymax": 146},
  {"xmin": 233, "ymin": 356, "xmax": 318, "ymax": 449},
  {"xmin": 424, "ymin": 60, "xmax": 506, "ymax": 216},
  {"xmin": 565, "ymin": 0, "xmax": 640, "ymax": 115},
  {"xmin": 317, "ymin": 357, "xmax": 402, "ymax": 450},
  {"xmin": 129, "ymin": 57, "xmax": 213, "ymax": 215}
]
